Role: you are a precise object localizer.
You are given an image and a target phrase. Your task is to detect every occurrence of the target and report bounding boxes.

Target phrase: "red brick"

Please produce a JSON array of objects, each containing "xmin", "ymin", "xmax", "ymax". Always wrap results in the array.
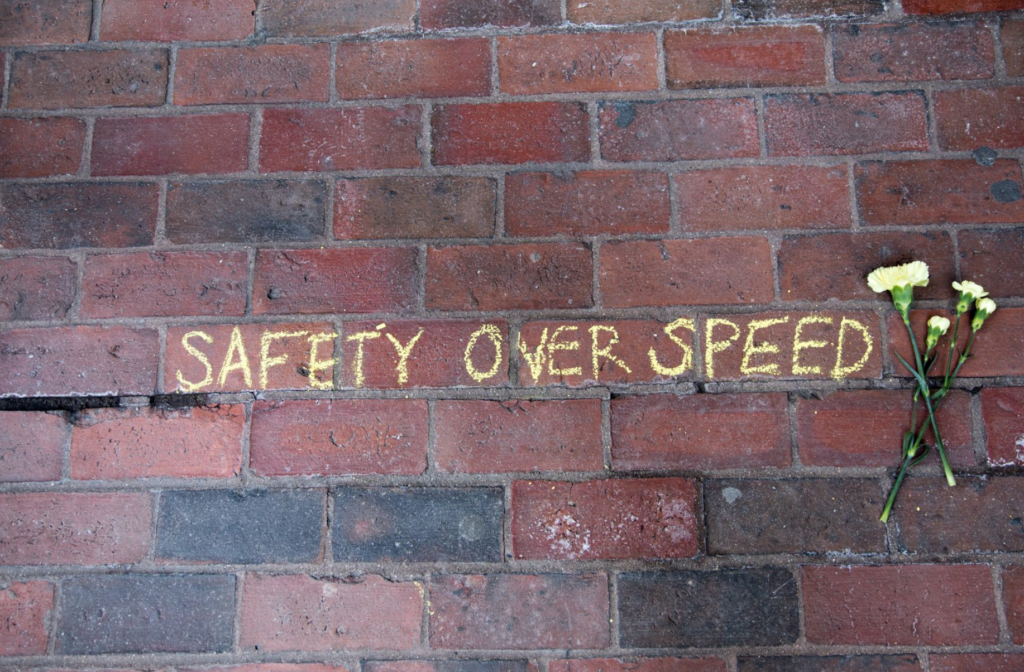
[
  {"xmin": 335, "ymin": 176, "xmax": 495, "ymax": 240},
  {"xmin": 931, "ymin": 654, "xmax": 1024, "ymax": 672},
  {"xmin": 429, "ymin": 574, "xmax": 609, "ymax": 649},
  {"xmin": 552, "ymin": 660, "xmax": 726, "ymax": 672},
  {"xmin": 512, "ymin": 478, "xmax": 698, "ymax": 560},
  {"xmin": 666, "ymin": 26, "xmax": 826, "ymax": 89},
  {"xmin": 426, "ymin": 243, "xmax": 593, "ymax": 311},
  {"xmin": 0, "ymin": 412, "xmax": 66, "ymax": 483},
  {"xmin": 0, "ymin": 117, "xmax": 85, "ymax": 178},
  {"xmin": 905, "ymin": 0, "xmax": 1024, "ymax": 13},
  {"xmin": 611, "ymin": 393, "xmax": 791, "ymax": 470},
  {"xmin": 505, "ymin": 170, "xmax": 670, "ymax": 237},
  {"xmin": 599, "ymin": 98, "xmax": 759, "ymax": 162},
  {"xmin": 92, "ymin": 114, "xmax": 250, "ymax": 176},
  {"xmin": 337, "ymin": 320, "xmax": 510, "ymax": 389},
  {"xmin": 960, "ymin": 233, "xmax": 1024, "ymax": 301},
  {"xmin": 336, "ymin": 38, "xmax": 490, "ymax": 100},
  {"xmin": 568, "ymin": 0, "xmax": 720, "ymax": 22},
  {"xmin": 165, "ymin": 322, "xmax": 336, "ymax": 393},
  {"xmin": 81, "ymin": 251, "xmax": 248, "ymax": 319},
  {"xmin": 936, "ymin": 86, "xmax": 1024, "ymax": 150},
  {"xmin": 183, "ymin": 666, "xmax": 349, "ymax": 672},
  {"xmin": 435, "ymin": 399, "xmax": 604, "ymax": 473},
  {"xmin": 71, "ymin": 406, "xmax": 244, "ymax": 480},
  {"xmin": 422, "ymin": 0, "xmax": 559, "ymax": 28},
  {"xmin": 797, "ymin": 389, "xmax": 974, "ymax": 467},
  {"xmin": 0, "ymin": 326, "xmax": 158, "ymax": 397},
  {"xmin": 0, "ymin": 493, "xmax": 151, "ymax": 565},
  {"xmin": 8, "ymin": 50, "xmax": 168, "ymax": 109},
  {"xmin": 0, "ymin": 581, "xmax": 53, "ymax": 655},
  {"xmin": 261, "ymin": 0, "xmax": 415, "ymax": 36},
  {"xmin": 734, "ymin": 0, "xmax": 884, "ymax": 19},
  {"xmin": 433, "ymin": 103, "xmax": 590, "ymax": 166},
  {"xmin": 175, "ymin": 45, "xmax": 329, "ymax": 105},
  {"xmin": 0, "ymin": 182, "xmax": 158, "ymax": 249},
  {"xmin": 250, "ymin": 399, "xmax": 427, "ymax": 476},
  {"xmin": 803, "ymin": 565, "xmax": 999, "ymax": 645},
  {"xmin": 982, "ymin": 387, "xmax": 1024, "ymax": 467},
  {"xmin": 834, "ymin": 22, "xmax": 994, "ymax": 82},
  {"xmin": 888, "ymin": 308, "xmax": 1024, "ymax": 378},
  {"xmin": 677, "ymin": 164, "xmax": 851, "ymax": 232},
  {"xmin": 856, "ymin": 160, "xmax": 1024, "ymax": 225},
  {"xmin": 100, "ymin": 0, "xmax": 256, "ymax": 41},
  {"xmin": 0, "ymin": 52, "xmax": 5, "ymax": 105},
  {"xmin": 0, "ymin": 0, "xmax": 91, "ymax": 46},
  {"xmin": 239, "ymin": 573, "xmax": 422, "ymax": 651},
  {"xmin": 1005, "ymin": 565, "xmax": 1024, "ymax": 643},
  {"xmin": 778, "ymin": 231, "xmax": 956, "ymax": 302},
  {"xmin": 0, "ymin": 255, "xmax": 77, "ymax": 321},
  {"xmin": 766, "ymin": 92, "xmax": 929, "ymax": 156},
  {"xmin": 1005, "ymin": 19, "xmax": 1024, "ymax": 77},
  {"xmin": 499, "ymin": 32, "xmax": 658, "ymax": 95},
  {"xmin": 260, "ymin": 107, "xmax": 420, "ymax": 172},
  {"xmin": 253, "ymin": 247, "xmax": 417, "ymax": 315},
  {"xmin": 600, "ymin": 238, "xmax": 774, "ymax": 308}
]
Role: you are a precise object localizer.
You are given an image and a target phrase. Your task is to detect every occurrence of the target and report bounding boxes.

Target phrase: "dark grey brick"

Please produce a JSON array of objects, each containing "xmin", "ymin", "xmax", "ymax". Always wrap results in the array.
[
  {"xmin": 56, "ymin": 574, "xmax": 235, "ymax": 654},
  {"xmin": 333, "ymin": 487, "xmax": 503, "ymax": 562},
  {"xmin": 619, "ymin": 569, "xmax": 799, "ymax": 648},
  {"xmin": 739, "ymin": 655, "xmax": 921, "ymax": 672},
  {"xmin": 156, "ymin": 489, "xmax": 323, "ymax": 564}
]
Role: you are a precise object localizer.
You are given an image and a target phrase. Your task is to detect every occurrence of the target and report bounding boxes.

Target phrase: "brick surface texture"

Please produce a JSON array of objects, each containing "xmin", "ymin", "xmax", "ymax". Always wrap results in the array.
[{"xmin": 2, "ymin": 0, "xmax": 1024, "ymax": 667}]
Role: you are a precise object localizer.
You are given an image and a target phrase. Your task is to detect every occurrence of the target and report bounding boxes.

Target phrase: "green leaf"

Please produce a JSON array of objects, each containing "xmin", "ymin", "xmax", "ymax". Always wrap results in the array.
[{"xmin": 895, "ymin": 351, "xmax": 929, "ymax": 390}]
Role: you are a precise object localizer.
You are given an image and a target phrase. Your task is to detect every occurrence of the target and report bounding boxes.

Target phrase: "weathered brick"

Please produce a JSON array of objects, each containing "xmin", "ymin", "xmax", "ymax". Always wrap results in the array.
[
  {"xmin": 262, "ymin": 0, "xmax": 415, "ymax": 36},
  {"xmin": 57, "ymin": 574, "xmax": 235, "ymax": 654},
  {"xmin": 1004, "ymin": 566, "xmax": 1024, "ymax": 643},
  {"xmin": 422, "ymin": 0, "xmax": 560, "ymax": 28},
  {"xmin": 429, "ymin": 573, "xmax": 609, "ymax": 649},
  {"xmin": 707, "ymin": 479, "xmax": 885, "ymax": 554},
  {"xmin": 100, "ymin": 0, "xmax": 256, "ymax": 41},
  {"xmin": 982, "ymin": 387, "xmax": 1024, "ymax": 467},
  {"xmin": 804, "ymin": 565, "xmax": 999, "ymax": 645},
  {"xmin": 0, "ymin": 411, "xmax": 66, "ymax": 482},
  {"xmin": 8, "ymin": 49, "xmax": 168, "ymax": 109},
  {"xmin": 426, "ymin": 243, "xmax": 593, "ymax": 311},
  {"xmin": 0, "ymin": 255, "xmax": 77, "ymax": 321},
  {"xmin": 499, "ymin": 33, "xmax": 658, "ymax": 95},
  {"xmin": 0, "ymin": 182, "xmax": 157, "ymax": 249},
  {"xmin": 611, "ymin": 393, "xmax": 791, "ymax": 470},
  {"xmin": 0, "ymin": 117, "xmax": 85, "ymax": 178},
  {"xmin": 599, "ymin": 99, "xmax": 759, "ymax": 162},
  {"xmin": 856, "ymin": 160, "xmax": 1024, "ymax": 225},
  {"xmin": 960, "ymin": 229, "xmax": 1024, "ymax": 298},
  {"xmin": 81, "ymin": 251, "xmax": 249, "ymax": 319},
  {"xmin": 260, "ymin": 107, "xmax": 420, "ymax": 172},
  {"xmin": 184, "ymin": 666, "xmax": 350, "ymax": 672},
  {"xmin": 734, "ymin": 0, "xmax": 884, "ymax": 19},
  {"xmin": 512, "ymin": 477, "xmax": 698, "ymax": 560},
  {"xmin": 250, "ymin": 399, "xmax": 428, "ymax": 476},
  {"xmin": 157, "ymin": 489, "xmax": 323, "ymax": 563},
  {"xmin": 0, "ymin": 0, "xmax": 91, "ymax": 46},
  {"xmin": 165, "ymin": 322, "xmax": 336, "ymax": 393},
  {"xmin": 600, "ymin": 238, "xmax": 774, "ymax": 308},
  {"xmin": 796, "ymin": 389, "xmax": 975, "ymax": 467},
  {"xmin": 239, "ymin": 573, "xmax": 422, "ymax": 651},
  {"xmin": 433, "ymin": 103, "xmax": 590, "ymax": 166},
  {"xmin": 338, "ymin": 320, "xmax": 510, "ymax": 389},
  {"xmin": 738, "ymin": 656, "xmax": 921, "ymax": 672},
  {"xmin": 0, "ymin": 52, "xmax": 5, "ymax": 104},
  {"xmin": 834, "ymin": 21, "xmax": 994, "ymax": 82},
  {"xmin": 336, "ymin": 38, "xmax": 491, "ymax": 99},
  {"xmin": 175, "ymin": 45, "xmax": 329, "ymax": 105},
  {"xmin": 92, "ymin": 114, "xmax": 250, "ymax": 176},
  {"xmin": 505, "ymin": 170, "xmax": 670, "ymax": 237},
  {"xmin": 931, "ymin": 655, "xmax": 1024, "ymax": 672},
  {"xmin": 665, "ymin": 26, "xmax": 826, "ymax": 89},
  {"xmin": 935, "ymin": 86, "xmax": 1024, "ymax": 150},
  {"xmin": 619, "ymin": 569, "xmax": 799, "ymax": 647},
  {"xmin": 166, "ymin": 180, "xmax": 327, "ymax": 244},
  {"xmin": 888, "ymin": 308, "xmax": 1024, "ymax": 378},
  {"xmin": 71, "ymin": 405, "xmax": 244, "ymax": 479},
  {"xmin": 335, "ymin": 176, "xmax": 495, "ymax": 240},
  {"xmin": 568, "ymin": 0, "xmax": 720, "ymax": 23},
  {"xmin": 333, "ymin": 487, "xmax": 503, "ymax": 562},
  {"xmin": 435, "ymin": 399, "xmax": 604, "ymax": 473},
  {"xmin": 766, "ymin": 92, "xmax": 929, "ymax": 156},
  {"xmin": 904, "ymin": 0, "xmax": 1024, "ymax": 13},
  {"xmin": 1005, "ymin": 20, "xmax": 1024, "ymax": 77},
  {"xmin": 253, "ymin": 247, "xmax": 418, "ymax": 315},
  {"xmin": 0, "ymin": 326, "xmax": 158, "ymax": 397},
  {"xmin": 677, "ymin": 165, "xmax": 850, "ymax": 231},
  {"xmin": 0, "ymin": 492, "xmax": 150, "ymax": 564},
  {"xmin": 778, "ymin": 231, "xmax": 956, "ymax": 302},
  {"xmin": 0, "ymin": 580, "xmax": 53, "ymax": 655},
  {"xmin": 553, "ymin": 660, "xmax": 727, "ymax": 672}
]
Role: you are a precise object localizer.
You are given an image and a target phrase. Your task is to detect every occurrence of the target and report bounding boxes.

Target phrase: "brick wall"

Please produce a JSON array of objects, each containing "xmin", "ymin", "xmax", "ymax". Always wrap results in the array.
[{"xmin": 2, "ymin": 0, "xmax": 1024, "ymax": 669}]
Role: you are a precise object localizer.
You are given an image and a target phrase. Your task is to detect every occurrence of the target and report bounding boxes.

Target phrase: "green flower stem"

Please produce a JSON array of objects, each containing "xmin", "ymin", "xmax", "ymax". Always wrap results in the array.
[
  {"xmin": 943, "ymin": 310, "xmax": 964, "ymax": 386},
  {"xmin": 903, "ymin": 316, "xmax": 956, "ymax": 487},
  {"xmin": 880, "ymin": 448, "xmax": 916, "ymax": 523}
]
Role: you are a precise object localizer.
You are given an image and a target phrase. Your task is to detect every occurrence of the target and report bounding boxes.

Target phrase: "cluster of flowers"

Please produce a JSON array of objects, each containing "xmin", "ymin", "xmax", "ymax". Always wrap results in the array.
[{"xmin": 867, "ymin": 261, "xmax": 997, "ymax": 522}]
